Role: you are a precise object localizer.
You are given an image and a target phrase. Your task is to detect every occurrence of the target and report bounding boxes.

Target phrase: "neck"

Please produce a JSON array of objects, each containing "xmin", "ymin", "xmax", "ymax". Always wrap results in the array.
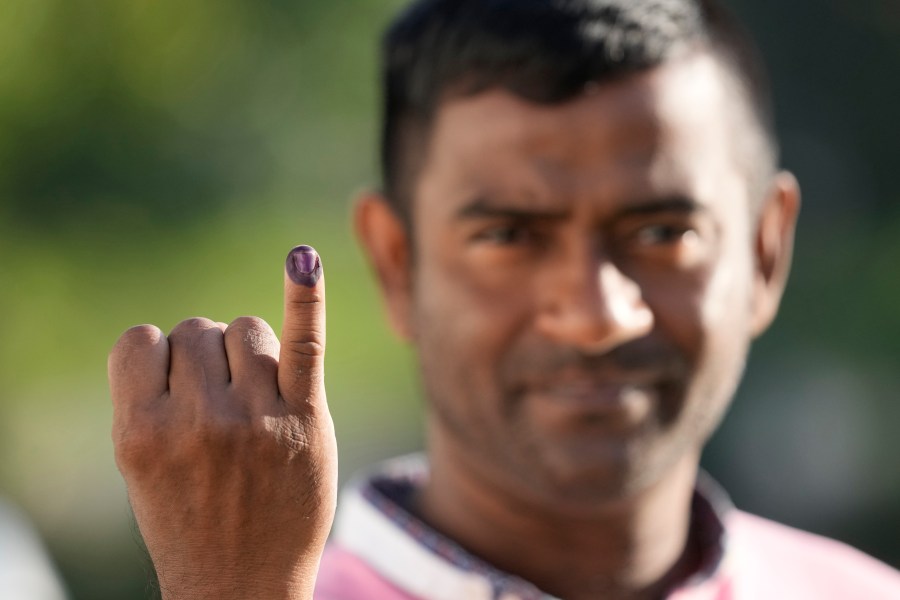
[{"xmin": 416, "ymin": 436, "xmax": 702, "ymax": 600}]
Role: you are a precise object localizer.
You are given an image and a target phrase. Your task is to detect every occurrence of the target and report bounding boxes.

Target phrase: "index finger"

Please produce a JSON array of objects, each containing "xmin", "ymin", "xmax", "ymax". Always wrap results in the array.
[{"xmin": 278, "ymin": 245, "xmax": 326, "ymax": 410}]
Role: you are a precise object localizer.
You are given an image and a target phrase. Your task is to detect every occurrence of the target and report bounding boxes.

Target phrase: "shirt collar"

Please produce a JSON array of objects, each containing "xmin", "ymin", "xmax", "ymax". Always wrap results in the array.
[{"xmin": 332, "ymin": 454, "xmax": 735, "ymax": 600}]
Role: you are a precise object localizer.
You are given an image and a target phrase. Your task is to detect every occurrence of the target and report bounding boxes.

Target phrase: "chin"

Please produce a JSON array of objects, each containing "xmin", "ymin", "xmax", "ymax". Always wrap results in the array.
[
  {"xmin": 521, "ymin": 431, "xmax": 688, "ymax": 509},
  {"xmin": 525, "ymin": 445, "xmax": 645, "ymax": 504}
]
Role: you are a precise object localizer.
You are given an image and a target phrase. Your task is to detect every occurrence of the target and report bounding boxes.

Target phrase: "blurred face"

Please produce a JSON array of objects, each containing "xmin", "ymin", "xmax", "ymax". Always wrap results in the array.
[{"xmin": 362, "ymin": 54, "xmax": 796, "ymax": 507}]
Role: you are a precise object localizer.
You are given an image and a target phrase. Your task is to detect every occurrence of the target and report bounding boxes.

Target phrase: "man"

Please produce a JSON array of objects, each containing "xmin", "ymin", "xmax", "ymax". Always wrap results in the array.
[{"xmin": 109, "ymin": 1, "xmax": 900, "ymax": 599}]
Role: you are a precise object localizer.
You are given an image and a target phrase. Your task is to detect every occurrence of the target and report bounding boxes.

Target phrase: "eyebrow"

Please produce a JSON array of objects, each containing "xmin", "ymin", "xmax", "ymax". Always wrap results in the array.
[
  {"xmin": 455, "ymin": 196, "xmax": 570, "ymax": 221},
  {"xmin": 614, "ymin": 196, "xmax": 705, "ymax": 218},
  {"xmin": 454, "ymin": 195, "xmax": 703, "ymax": 221}
]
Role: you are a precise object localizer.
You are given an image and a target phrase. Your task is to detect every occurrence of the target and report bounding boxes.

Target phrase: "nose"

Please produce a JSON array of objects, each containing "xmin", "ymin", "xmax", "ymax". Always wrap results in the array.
[{"xmin": 535, "ymin": 259, "xmax": 654, "ymax": 354}]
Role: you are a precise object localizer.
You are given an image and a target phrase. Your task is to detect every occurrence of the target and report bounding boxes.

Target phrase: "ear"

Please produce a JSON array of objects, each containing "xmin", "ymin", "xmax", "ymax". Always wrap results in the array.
[
  {"xmin": 353, "ymin": 190, "xmax": 415, "ymax": 341},
  {"xmin": 751, "ymin": 171, "xmax": 801, "ymax": 337}
]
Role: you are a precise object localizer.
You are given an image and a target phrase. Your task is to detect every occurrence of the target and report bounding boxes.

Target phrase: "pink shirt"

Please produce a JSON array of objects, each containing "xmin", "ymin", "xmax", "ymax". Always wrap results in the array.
[{"xmin": 315, "ymin": 456, "xmax": 900, "ymax": 600}]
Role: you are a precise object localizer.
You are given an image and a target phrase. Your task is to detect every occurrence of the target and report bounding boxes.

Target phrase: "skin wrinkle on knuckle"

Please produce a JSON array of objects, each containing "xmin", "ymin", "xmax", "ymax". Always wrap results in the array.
[
  {"xmin": 285, "ymin": 338, "xmax": 325, "ymax": 357},
  {"xmin": 266, "ymin": 414, "xmax": 317, "ymax": 453},
  {"xmin": 288, "ymin": 296, "xmax": 323, "ymax": 308}
]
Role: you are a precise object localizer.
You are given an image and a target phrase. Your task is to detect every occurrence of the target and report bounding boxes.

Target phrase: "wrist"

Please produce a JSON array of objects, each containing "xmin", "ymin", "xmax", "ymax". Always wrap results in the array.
[{"xmin": 155, "ymin": 555, "xmax": 321, "ymax": 600}]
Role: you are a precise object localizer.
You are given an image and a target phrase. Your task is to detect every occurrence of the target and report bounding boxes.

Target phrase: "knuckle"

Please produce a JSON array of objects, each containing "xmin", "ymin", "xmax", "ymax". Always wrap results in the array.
[
  {"xmin": 226, "ymin": 316, "xmax": 276, "ymax": 346},
  {"xmin": 226, "ymin": 316, "xmax": 279, "ymax": 359},
  {"xmin": 109, "ymin": 324, "xmax": 166, "ymax": 384},
  {"xmin": 169, "ymin": 317, "xmax": 218, "ymax": 338},
  {"xmin": 228, "ymin": 315, "xmax": 272, "ymax": 334},
  {"xmin": 111, "ymin": 324, "xmax": 163, "ymax": 356}
]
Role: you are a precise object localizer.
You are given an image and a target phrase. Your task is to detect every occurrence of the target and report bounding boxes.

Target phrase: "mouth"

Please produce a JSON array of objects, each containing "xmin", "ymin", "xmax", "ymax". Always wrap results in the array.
[
  {"xmin": 531, "ymin": 379, "xmax": 656, "ymax": 411},
  {"xmin": 537, "ymin": 380, "xmax": 650, "ymax": 405},
  {"xmin": 521, "ymin": 375, "xmax": 661, "ymax": 430}
]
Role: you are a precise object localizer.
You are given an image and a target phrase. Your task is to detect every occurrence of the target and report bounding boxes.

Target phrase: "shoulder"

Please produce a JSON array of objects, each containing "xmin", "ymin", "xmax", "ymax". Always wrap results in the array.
[
  {"xmin": 314, "ymin": 543, "xmax": 418, "ymax": 600},
  {"xmin": 728, "ymin": 510, "xmax": 900, "ymax": 599}
]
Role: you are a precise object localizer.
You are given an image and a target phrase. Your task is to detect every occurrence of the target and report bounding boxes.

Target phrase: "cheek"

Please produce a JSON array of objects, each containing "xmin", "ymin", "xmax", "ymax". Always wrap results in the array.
[
  {"xmin": 670, "ymin": 255, "xmax": 756, "ymax": 433},
  {"xmin": 692, "ymin": 257, "xmax": 755, "ymax": 440},
  {"xmin": 413, "ymin": 237, "xmax": 535, "ymax": 337},
  {"xmin": 411, "ymin": 250, "xmax": 535, "ymax": 383},
  {"xmin": 410, "ymin": 254, "xmax": 537, "ymax": 445},
  {"xmin": 703, "ymin": 253, "xmax": 755, "ymax": 334},
  {"xmin": 642, "ymin": 241, "xmax": 755, "ymax": 385}
]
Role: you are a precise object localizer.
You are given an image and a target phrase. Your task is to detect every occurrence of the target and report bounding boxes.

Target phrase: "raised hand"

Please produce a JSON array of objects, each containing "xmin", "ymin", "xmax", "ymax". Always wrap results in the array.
[{"xmin": 109, "ymin": 245, "xmax": 337, "ymax": 600}]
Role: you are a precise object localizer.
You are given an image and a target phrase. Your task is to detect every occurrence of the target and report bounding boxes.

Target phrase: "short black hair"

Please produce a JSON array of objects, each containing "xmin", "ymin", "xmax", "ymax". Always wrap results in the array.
[{"xmin": 380, "ymin": 0, "xmax": 778, "ymax": 220}]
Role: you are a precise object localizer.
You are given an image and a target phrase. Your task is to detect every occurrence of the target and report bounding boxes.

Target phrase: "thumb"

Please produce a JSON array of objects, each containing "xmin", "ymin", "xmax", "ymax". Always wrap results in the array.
[{"xmin": 279, "ymin": 244, "xmax": 326, "ymax": 410}]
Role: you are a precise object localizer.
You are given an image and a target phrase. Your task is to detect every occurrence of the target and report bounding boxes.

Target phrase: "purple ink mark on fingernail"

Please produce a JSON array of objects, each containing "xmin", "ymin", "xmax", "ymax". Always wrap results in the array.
[{"xmin": 286, "ymin": 245, "xmax": 322, "ymax": 287}]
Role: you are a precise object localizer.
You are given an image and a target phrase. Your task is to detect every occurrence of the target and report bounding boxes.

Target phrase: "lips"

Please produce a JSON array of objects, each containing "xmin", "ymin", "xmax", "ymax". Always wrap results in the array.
[
  {"xmin": 541, "ymin": 379, "xmax": 642, "ymax": 398},
  {"xmin": 517, "ymin": 374, "xmax": 661, "ymax": 433},
  {"xmin": 533, "ymin": 378, "xmax": 653, "ymax": 405},
  {"xmin": 500, "ymin": 341, "xmax": 684, "ymax": 429}
]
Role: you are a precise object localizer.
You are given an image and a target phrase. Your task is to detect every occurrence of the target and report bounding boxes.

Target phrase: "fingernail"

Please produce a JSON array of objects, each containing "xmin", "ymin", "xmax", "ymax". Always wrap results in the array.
[{"xmin": 286, "ymin": 245, "xmax": 322, "ymax": 287}]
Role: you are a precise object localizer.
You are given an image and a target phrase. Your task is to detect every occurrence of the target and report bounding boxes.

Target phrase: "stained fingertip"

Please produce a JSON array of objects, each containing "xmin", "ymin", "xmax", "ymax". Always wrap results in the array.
[{"xmin": 285, "ymin": 245, "xmax": 323, "ymax": 288}]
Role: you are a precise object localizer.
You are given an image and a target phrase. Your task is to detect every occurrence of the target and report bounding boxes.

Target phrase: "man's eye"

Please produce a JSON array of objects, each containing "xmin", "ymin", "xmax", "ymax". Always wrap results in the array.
[
  {"xmin": 475, "ymin": 224, "xmax": 536, "ymax": 246},
  {"xmin": 634, "ymin": 224, "xmax": 695, "ymax": 245},
  {"xmin": 623, "ymin": 221, "xmax": 711, "ymax": 268}
]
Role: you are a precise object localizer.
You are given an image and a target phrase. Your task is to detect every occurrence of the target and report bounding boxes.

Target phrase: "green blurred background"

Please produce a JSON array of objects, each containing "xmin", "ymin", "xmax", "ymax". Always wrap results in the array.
[{"xmin": 0, "ymin": 0, "xmax": 897, "ymax": 597}]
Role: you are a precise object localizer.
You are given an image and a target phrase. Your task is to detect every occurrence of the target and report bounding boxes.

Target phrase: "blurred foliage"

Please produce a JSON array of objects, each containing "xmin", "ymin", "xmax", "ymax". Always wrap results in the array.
[
  {"xmin": 0, "ymin": 0, "xmax": 408, "ymax": 229},
  {"xmin": 0, "ymin": 0, "xmax": 898, "ymax": 598}
]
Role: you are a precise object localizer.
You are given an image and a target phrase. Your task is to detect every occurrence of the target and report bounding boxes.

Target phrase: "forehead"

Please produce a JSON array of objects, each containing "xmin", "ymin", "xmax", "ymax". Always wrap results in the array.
[{"xmin": 416, "ymin": 53, "xmax": 747, "ymax": 210}]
